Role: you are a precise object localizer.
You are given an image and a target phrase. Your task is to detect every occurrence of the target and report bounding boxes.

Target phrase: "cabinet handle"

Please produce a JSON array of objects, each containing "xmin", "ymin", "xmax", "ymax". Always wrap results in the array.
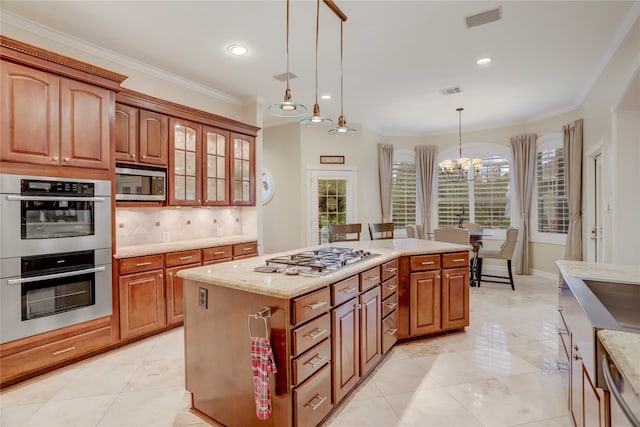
[
  {"xmin": 130, "ymin": 153, "xmax": 135, "ymax": 158},
  {"xmin": 436, "ymin": 276, "xmax": 441, "ymax": 280},
  {"xmin": 556, "ymin": 360, "xmax": 569, "ymax": 370},
  {"xmin": 557, "ymin": 327, "xmax": 568, "ymax": 335},
  {"xmin": 384, "ymin": 267, "xmax": 398, "ymax": 273},
  {"xmin": 305, "ymin": 301, "xmax": 327, "ymax": 311},
  {"xmin": 384, "ymin": 302, "xmax": 398, "ymax": 309},
  {"xmin": 142, "ymin": 155, "xmax": 146, "ymax": 159},
  {"xmin": 452, "ymin": 258, "xmax": 466, "ymax": 262},
  {"xmin": 52, "ymin": 155, "xmax": 59, "ymax": 161},
  {"xmin": 573, "ymin": 353, "xmax": 582, "ymax": 361},
  {"xmin": 63, "ymin": 157, "xmax": 70, "ymax": 162},
  {"xmin": 555, "ymin": 281, "xmax": 563, "ymax": 289},
  {"xmin": 168, "ymin": 272, "xmax": 175, "ymax": 277},
  {"xmin": 52, "ymin": 346, "xmax": 76, "ymax": 356},
  {"xmin": 304, "ymin": 393, "xmax": 328, "ymax": 411},
  {"xmin": 340, "ymin": 286, "xmax": 358, "ymax": 294},
  {"xmin": 304, "ymin": 328, "xmax": 327, "ymax": 340},
  {"xmin": 421, "ymin": 261, "xmax": 435, "ymax": 265},
  {"xmin": 304, "ymin": 354, "xmax": 328, "ymax": 369},
  {"xmin": 573, "ymin": 344, "xmax": 579, "ymax": 351},
  {"xmin": 366, "ymin": 276, "xmax": 380, "ymax": 282},
  {"xmin": 243, "ymin": 247, "xmax": 253, "ymax": 251},
  {"xmin": 179, "ymin": 256, "xmax": 193, "ymax": 260},
  {"xmin": 213, "ymin": 251, "xmax": 227, "ymax": 255},
  {"xmin": 136, "ymin": 262, "xmax": 153, "ymax": 267},
  {"xmin": 385, "ymin": 328, "xmax": 398, "ymax": 336},
  {"xmin": 445, "ymin": 275, "xmax": 449, "ymax": 279},
  {"xmin": 158, "ymin": 274, "xmax": 163, "ymax": 279},
  {"xmin": 384, "ymin": 284, "xmax": 398, "ymax": 291},
  {"xmin": 556, "ymin": 305, "xmax": 565, "ymax": 312}
]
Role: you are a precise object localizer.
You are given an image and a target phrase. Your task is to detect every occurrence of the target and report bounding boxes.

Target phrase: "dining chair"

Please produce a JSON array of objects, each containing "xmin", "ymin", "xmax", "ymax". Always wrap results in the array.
[
  {"xmin": 405, "ymin": 224, "xmax": 425, "ymax": 239},
  {"xmin": 462, "ymin": 222, "xmax": 483, "ymax": 233},
  {"xmin": 328, "ymin": 223, "xmax": 362, "ymax": 243},
  {"xmin": 477, "ymin": 227, "xmax": 519, "ymax": 290},
  {"xmin": 368, "ymin": 223, "xmax": 394, "ymax": 240},
  {"xmin": 433, "ymin": 228, "xmax": 470, "ymax": 245}
]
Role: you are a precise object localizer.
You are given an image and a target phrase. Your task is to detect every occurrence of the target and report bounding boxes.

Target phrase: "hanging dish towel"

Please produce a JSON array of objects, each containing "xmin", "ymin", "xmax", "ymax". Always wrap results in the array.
[{"xmin": 251, "ymin": 336, "xmax": 277, "ymax": 420}]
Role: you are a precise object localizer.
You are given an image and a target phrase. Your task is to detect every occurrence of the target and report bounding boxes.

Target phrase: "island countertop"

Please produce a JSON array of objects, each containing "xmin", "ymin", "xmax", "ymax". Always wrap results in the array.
[{"xmin": 177, "ymin": 238, "xmax": 470, "ymax": 299}]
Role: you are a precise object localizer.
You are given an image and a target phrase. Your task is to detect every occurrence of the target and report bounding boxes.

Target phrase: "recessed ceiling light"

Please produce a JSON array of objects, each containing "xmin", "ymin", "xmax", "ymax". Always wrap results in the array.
[
  {"xmin": 228, "ymin": 45, "xmax": 248, "ymax": 56},
  {"xmin": 476, "ymin": 57, "xmax": 493, "ymax": 66},
  {"xmin": 321, "ymin": 94, "xmax": 331, "ymax": 100}
]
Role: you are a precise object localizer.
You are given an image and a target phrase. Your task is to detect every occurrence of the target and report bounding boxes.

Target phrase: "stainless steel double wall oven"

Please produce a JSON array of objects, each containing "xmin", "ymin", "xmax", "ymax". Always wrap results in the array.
[{"xmin": 0, "ymin": 174, "xmax": 112, "ymax": 344}]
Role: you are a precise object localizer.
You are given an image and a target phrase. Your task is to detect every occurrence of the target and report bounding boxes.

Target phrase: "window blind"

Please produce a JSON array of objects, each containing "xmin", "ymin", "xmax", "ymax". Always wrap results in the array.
[
  {"xmin": 474, "ymin": 156, "xmax": 510, "ymax": 228},
  {"xmin": 437, "ymin": 170, "xmax": 469, "ymax": 227},
  {"xmin": 391, "ymin": 161, "xmax": 417, "ymax": 229},
  {"xmin": 536, "ymin": 148, "xmax": 568, "ymax": 234}
]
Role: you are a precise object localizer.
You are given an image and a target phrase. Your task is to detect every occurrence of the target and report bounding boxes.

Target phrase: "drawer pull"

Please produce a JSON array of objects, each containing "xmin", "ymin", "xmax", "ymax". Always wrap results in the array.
[
  {"xmin": 421, "ymin": 261, "xmax": 435, "ymax": 265},
  {"xmin": 168, "ymin": 272, "xmax": 175, "ymax": 277},
  {"xmin": 213, "ymin": 251, "xmax": 226, "ymax": 255},
  {"xmin": 384, "ymin": 267, "xmax": 398, "ymax": 273},
  {"xmin": 136, "ymin": 261, "xmax": 153, "ymax": 267},
  {"xmin": 243, "ymin": 247, "xmax": 253, "ymax": 251},
  {"xmin": 305, "ymin": 301, "xmax": 328, "ymax": 311},
  {"xmin": 452, "ymin": 258, "xmax": 466, "ymax": 262},
  {"xmin": 304, "ymin": 393, "xmax": 328, "ymax": 411},
  {"xmin": 304, "ymin": 354, "xmax": 328, "ymax": 369},
  {"xmin": 52, "ymin": 346, "xmax": 76, "ymax": 356},
  {"xmin": 384, "ymin": 284, "xmax": 398, "ymax": 291},
  {"xmin": 573, "ymin": 353, "xmax": 582, "ymax": 361},
  {"xmin": 340, "ymin": 287, "xmax": 358, "ymax": 294},
  {"xmin": 366, "ymin": 276, "xmax": 380, "ymax": 282},
  {"xmin": 556, "ymin": 305, "xmax": 565, "ymax": 312},
  {"xmin": 557, "ymin": 326, "xmax": 568, "ymax": 335},
  {"xmin": 384, "ymin": 302, "xmax": 397, "ymax": 310},
  {"xmin": 385, "ymin": 328, "xmax": 398, "ymax": 336},
  {"xmin": 179, "ymin": 256, "xmax": 193, "ymax": 260},
  {"xmin": 557, "ymin": 361, "xmax": 569, "ymax": 370},
  {"xmin": 304, "ymin": 328, "xmax": 327, "ymax": 340}
]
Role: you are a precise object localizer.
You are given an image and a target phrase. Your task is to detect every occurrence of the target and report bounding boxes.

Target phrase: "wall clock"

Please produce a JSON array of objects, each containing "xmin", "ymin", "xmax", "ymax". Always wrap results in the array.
[{"xmin": 262, "ymin": 169, "xmax": 275, "ymax": 205}]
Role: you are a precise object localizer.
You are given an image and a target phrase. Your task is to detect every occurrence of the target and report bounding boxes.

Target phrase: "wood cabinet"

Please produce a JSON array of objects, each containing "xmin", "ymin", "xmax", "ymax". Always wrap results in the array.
[
  {"xmin": 202, "ymin": 126, "xmax": 230, "ymax": 206},
  {"xmin": 202, "ymin": 245, "xmax": 233, "ymax": 265},
  {"xmin": 230, "ymin": 133, "xmax": 255, "ymax": 206},
  {"xmin": 331, "ymin": 296, "xmax": 359, "ymax": 403},
  {"xmin": 169, "ymin": 117, "xmax": 202, "ymax": 206},
  {"xmin": 165, "ymin": 249, "xmax": 202, "ymax": 326},
  {"xmin": 381, "ymin": 259, "xmax": 399, "ymax": 354},
  {"xmin": 359, "ymin": 286, "xmax": 381, "ymax": 375},
  {"xmin": 115, "ymin": 103, "xmax": 168, "ymax": 166},
  {"xmin": 232, "ymin": 241, "xmax": 258, "ymax": 259},
  {"xmin": 1, "ymin": 60, "xmax": 111, "ymax": 170},
  {"xmin": 441, "ymin": 266, "xmax": 469, "ymax": 330},
  {"xmin": 410, "ymin": 270, "xmax": 441, "ymax": 335}
]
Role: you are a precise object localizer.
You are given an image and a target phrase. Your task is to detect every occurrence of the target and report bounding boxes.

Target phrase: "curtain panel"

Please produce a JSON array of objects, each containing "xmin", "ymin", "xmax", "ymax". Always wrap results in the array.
[
  {"xmin": 415, "ymin": 145, "xmax": 438, "ymax": 234},
  {"xmin": 510, "ymin": 133, "xmax": 537, "ymax": 275},
  {"xmin": 563, "ymin": 119, "xmax": 584, "ymax": 261},
  {"xmin": 377, "ymin": 144, "xmax": 394, "ymax": 222}
]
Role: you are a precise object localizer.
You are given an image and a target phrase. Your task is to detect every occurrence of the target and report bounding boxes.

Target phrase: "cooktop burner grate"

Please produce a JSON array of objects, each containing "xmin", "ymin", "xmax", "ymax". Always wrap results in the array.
[{"xmin": 261, "ymin": 247, "xmax": 376, "ymax": 274}]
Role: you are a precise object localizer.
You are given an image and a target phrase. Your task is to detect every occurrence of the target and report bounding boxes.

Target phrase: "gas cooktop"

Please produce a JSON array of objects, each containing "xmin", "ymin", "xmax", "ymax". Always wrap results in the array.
[{"xmin": 255, "ymin": 247, "xmax": 379, "ymax": 276}]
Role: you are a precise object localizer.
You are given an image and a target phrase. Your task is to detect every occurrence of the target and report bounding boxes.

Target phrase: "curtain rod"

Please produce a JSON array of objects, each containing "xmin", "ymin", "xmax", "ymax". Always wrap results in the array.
[{"xmin": 323, "ymin": 0, "xmax": 347, "ymax": 21}]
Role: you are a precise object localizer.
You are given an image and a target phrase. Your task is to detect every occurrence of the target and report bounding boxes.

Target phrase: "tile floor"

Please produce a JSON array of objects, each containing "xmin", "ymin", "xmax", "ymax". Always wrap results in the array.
[{"xmin": 0, "ymin": 275, "xmax": 572, "ymax": 427}]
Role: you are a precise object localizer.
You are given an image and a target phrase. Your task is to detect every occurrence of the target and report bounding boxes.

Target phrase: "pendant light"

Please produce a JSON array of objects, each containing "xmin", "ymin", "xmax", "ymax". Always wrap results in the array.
[
  {"xmin": 268, "ymin": 0, "xmax": 307, "ymax": 117},
  {"xmin": 329, "ymin": 19, "xmax": 356, "ymax": 135},
  {"xmin": 439, "ymin": 108, "xmax": 483, "ymax": 181},
  {"xmin": 300, "ymin": 0, "xmax": 333, "ymax": 127}
]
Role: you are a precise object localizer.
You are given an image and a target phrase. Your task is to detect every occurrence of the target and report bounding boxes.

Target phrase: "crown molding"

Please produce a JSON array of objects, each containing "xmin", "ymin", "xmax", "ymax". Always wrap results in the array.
[{"xmin": 1, "ymin": 9, "xmax": 243, "ymax": 106}]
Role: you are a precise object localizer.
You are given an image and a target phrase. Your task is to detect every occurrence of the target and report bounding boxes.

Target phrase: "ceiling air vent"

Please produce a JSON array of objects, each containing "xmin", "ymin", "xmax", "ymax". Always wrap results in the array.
[
  {"xmin": 273, "ymin": 71, "xmax": 298, "ymax": 82},
  {"xmin": 465, "ymin": 7, "xmax": 502, "ymax": 29},
  {"xmin": 439, "ymin": 86, "xmax": 462, "ymax": 96}
]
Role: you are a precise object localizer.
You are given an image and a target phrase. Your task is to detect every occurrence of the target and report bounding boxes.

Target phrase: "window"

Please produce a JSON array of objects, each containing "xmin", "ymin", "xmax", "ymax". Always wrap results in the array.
[
  {"xmin": 536, "ymin": 145, "xmax": 568, "ymax": 235},
  {"xmin": 437, "ymin": 152, "xmax": 511, "ymax": 229},
  {"xmin": 391, "ymin": 161, "xmax": 417, "ymax": 229}
]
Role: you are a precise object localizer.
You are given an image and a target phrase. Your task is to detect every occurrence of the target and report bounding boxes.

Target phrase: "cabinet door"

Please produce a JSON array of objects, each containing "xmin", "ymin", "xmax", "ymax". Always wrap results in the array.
[
  {"xmin": 1, "ymin": 61, "xmax": 60, "ymax": 165},
  {"xmin": 332, "ymin": 298, "xmax": 359, "ymax": 404},
  {"xmin": 139, "ymin": 110, "xmax": 168, "ymax": 166},
  {"xmin": 230, "ymin": 133, "xmax": 255, "ymax": 206},
  {"xmin": 583, "ymin": 366, "xmax": 605, "ymax": 427},
  {"xmin": 570, "ymin": 338, "xmax": 583, "ymax": 427},
  {"xmin": 169, "ymin": 118, "xmax": 201, "ymax": 206},
  {"xmin": 441, "ymin": 267, "xmax": 469, "ymax": 330},
  {"xmin": 119, "ymin": 270, "xmax": 165, "ymax": 340},
  {"xmin": 202, "ymin": 126, "xmax": 230, "ymax": 206},
  {"xmin": 359, "ymin": 286, "xmax": 381, "ymax": 375},
  {"xmin": 410, "ymin": 270, "xmax": 441, "ymax": 336},
  {"xmin": 59, "ymin": 77, "xmax": 111, "ymax": 169},
  {"xmin": 115, "ymin": 103, "xmax": 138, "ymax": 162},
  {"xmin": 165, "ymin": 263, "xmax": 199, "ymax": 326}
]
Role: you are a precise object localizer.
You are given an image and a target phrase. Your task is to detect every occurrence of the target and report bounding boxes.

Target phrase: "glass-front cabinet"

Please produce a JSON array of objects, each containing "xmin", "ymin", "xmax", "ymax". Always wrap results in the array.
[
  {"xmin": 230, "ymin": 133, "xmax": 255, "ymax": 206},
  {"xmin": 203, "ymin": 126, "xmax": 229, "ymax": 206},
  {"xmin": 169, "ymin": 118, "xmax": 201, "ymax": 206}
]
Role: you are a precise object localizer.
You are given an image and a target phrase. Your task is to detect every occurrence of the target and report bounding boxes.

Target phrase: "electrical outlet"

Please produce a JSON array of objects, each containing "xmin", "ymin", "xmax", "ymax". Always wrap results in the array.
[{"xmin": 198, "ymin": 287, "xmax": 208, "ymax": 309}]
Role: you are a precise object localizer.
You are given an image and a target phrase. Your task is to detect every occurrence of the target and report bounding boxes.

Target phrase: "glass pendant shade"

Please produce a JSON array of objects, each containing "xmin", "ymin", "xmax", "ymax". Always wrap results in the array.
[{"xmin": 329, "ymin": 20, "xmax": 356, "ymax": 136}]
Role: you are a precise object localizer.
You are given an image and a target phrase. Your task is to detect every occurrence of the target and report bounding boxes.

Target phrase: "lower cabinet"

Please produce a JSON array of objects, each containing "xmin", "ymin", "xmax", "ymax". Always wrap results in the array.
[
  {"xmin": 359, "ymin": 286, "xmax": 381, "ymax": 375},
  {"xmin": 294, "ymin": 363, "xmax": 333, "ymax": 427},
  {"xmin": 409, "ymin": 270, "xmax": 441, "ymax": 335},
  {"xmin": 331, "ymin": 297, "xmax": 359, "ymax": 403},
  {"xmin": 165, "ymin": 263, "xmax": 199, "ymax": 326},
  {"xmin": 441, "ymin": 266, "xmax": 469, "ymax": 330},
  {"xmin": 119, "ymin": 270, "xmax": 165, "ymax": 340}
]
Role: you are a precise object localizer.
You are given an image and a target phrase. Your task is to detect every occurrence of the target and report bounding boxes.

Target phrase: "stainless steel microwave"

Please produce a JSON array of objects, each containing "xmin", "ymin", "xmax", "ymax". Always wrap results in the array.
[{"xmin": 115, "ymin": 167, "xmax": 166, "ymax": 201}]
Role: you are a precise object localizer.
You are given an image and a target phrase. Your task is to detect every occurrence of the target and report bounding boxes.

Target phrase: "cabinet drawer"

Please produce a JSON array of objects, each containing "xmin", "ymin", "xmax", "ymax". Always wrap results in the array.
[
  {"xmin": 381, "ymin": 276, "xmax": 398, "ymax": 300},
  {"xmin": 360, "ymin": 266, "xmax": 381, "ymax": 292},
  {"xmin": 442, "ymin": 252, "xmax": 469, "ymax": 269},
  {"xmin": 294, "ymin": 364, "xmax": 332, "ymax": 427},
  {"xmin": 232, "ymin": 241, "xmax": 257, "ymax": 258},
  {"xmin": 331, "ymin": 275, "xmax": 359, "ymax": 307},
  {"xmin": 382, "ymin": 311, "xmax": 398, "ymax": 354},
  {"xmin": 165, "ymin": 249, "xmax": 202, "ymax": 267},
  {"xmin": 1, "ymin": 326, "xmax": 112, "ymax": 383},
  {"xmin": 381, "ymin": 259, "xmax": 399, "ymax": 281},
  {"xmin": 292, "ymin": 313, "xmax": 330, "ymax": 357},
  {"xmin": 292, "ymin": 338, "xmax": 331, "ymax": 387},
  {"xmin": 119, "ymin": 254, "xmax": 163, "ymax": 275},
  {"xmin": 202, "ymin": 245, "xmax": 233, "ymax": 263},
  {"xmin": 293, "ymin": 287, "xmax": 330, "ymax": 326},
  {"xmin": 382, "ymin": 293, "xmax": 398, "ymax": 319},
  {"xmin": 410, "ymin": 254, "xmax": 440, "ymax": 271}
]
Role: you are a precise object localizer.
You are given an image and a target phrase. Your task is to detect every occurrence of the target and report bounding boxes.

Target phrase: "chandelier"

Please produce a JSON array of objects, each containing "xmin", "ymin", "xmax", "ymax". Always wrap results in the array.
[{"xmin": 439, "ymin": 107, "xmax": 482, "ymax": 181}]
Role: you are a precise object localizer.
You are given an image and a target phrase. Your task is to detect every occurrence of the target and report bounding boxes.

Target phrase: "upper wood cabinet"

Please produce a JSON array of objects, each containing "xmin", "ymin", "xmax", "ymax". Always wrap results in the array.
[
  {"xmin": 1, "ymin": 61, "xmax": 111, "ymax": 170},
  {"xmin": 230, "ymin": 133, "xmax": 255, "ymax": 206},
  {"xmin": 115, "ymin": 103, "xmax": 168, "ymax": 166},
  {"xmin": 202, "ymin": 126, "xmax": 230, "ymax": 206},
  {"xmin": 169, "ymin": 117, "xmax": 202, "ymax": 206}
]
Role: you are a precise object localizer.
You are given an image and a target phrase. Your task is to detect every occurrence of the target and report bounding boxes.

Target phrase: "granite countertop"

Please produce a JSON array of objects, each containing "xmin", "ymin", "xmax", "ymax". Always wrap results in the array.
[
  {"xmin": 556, "ymin": 260, "xmax": 640, "ymax": 284},
  {"xmin": 177, "ymin": 238, "xmax": 470, "ymax": 299},
  {"xmin": 114, "ymin": 235, "xmax": 257, "ymax": 259},
  {"xmin": 598, "ymin": 329, "xmax": 640, "ymax": 399}
]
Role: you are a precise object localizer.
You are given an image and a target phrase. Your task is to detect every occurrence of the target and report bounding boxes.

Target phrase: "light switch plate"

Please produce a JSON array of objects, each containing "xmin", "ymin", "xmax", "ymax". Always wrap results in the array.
[{"xmin": 198, "ymin": 287, "xmax": 208, "ymax": 309}]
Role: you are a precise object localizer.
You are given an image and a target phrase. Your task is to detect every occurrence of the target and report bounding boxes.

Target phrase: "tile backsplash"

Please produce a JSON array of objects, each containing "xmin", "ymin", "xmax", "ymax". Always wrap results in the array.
[{"xmin": 116, "ymin": 207, "xmax": 243, "ymax": 246}]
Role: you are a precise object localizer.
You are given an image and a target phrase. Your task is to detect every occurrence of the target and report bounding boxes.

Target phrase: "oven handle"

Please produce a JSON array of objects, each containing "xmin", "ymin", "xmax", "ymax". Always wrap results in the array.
[
  {"xmin": 5, "ymin": 195, "xmax": 105, "ymax": 202},
  {"xmin": 602, "ymin": 354, "xmax": 640, "ymax": 427},
  {"xmin": 7, "ymin": 266, "xmax": 107, "ymax": 285}
]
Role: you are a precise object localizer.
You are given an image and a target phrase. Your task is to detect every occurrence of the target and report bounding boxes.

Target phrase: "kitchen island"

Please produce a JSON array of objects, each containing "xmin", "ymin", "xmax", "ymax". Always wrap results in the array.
[{"xmin": 178, "ymin": 239, "xmax": 471, "ymax": 427}]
